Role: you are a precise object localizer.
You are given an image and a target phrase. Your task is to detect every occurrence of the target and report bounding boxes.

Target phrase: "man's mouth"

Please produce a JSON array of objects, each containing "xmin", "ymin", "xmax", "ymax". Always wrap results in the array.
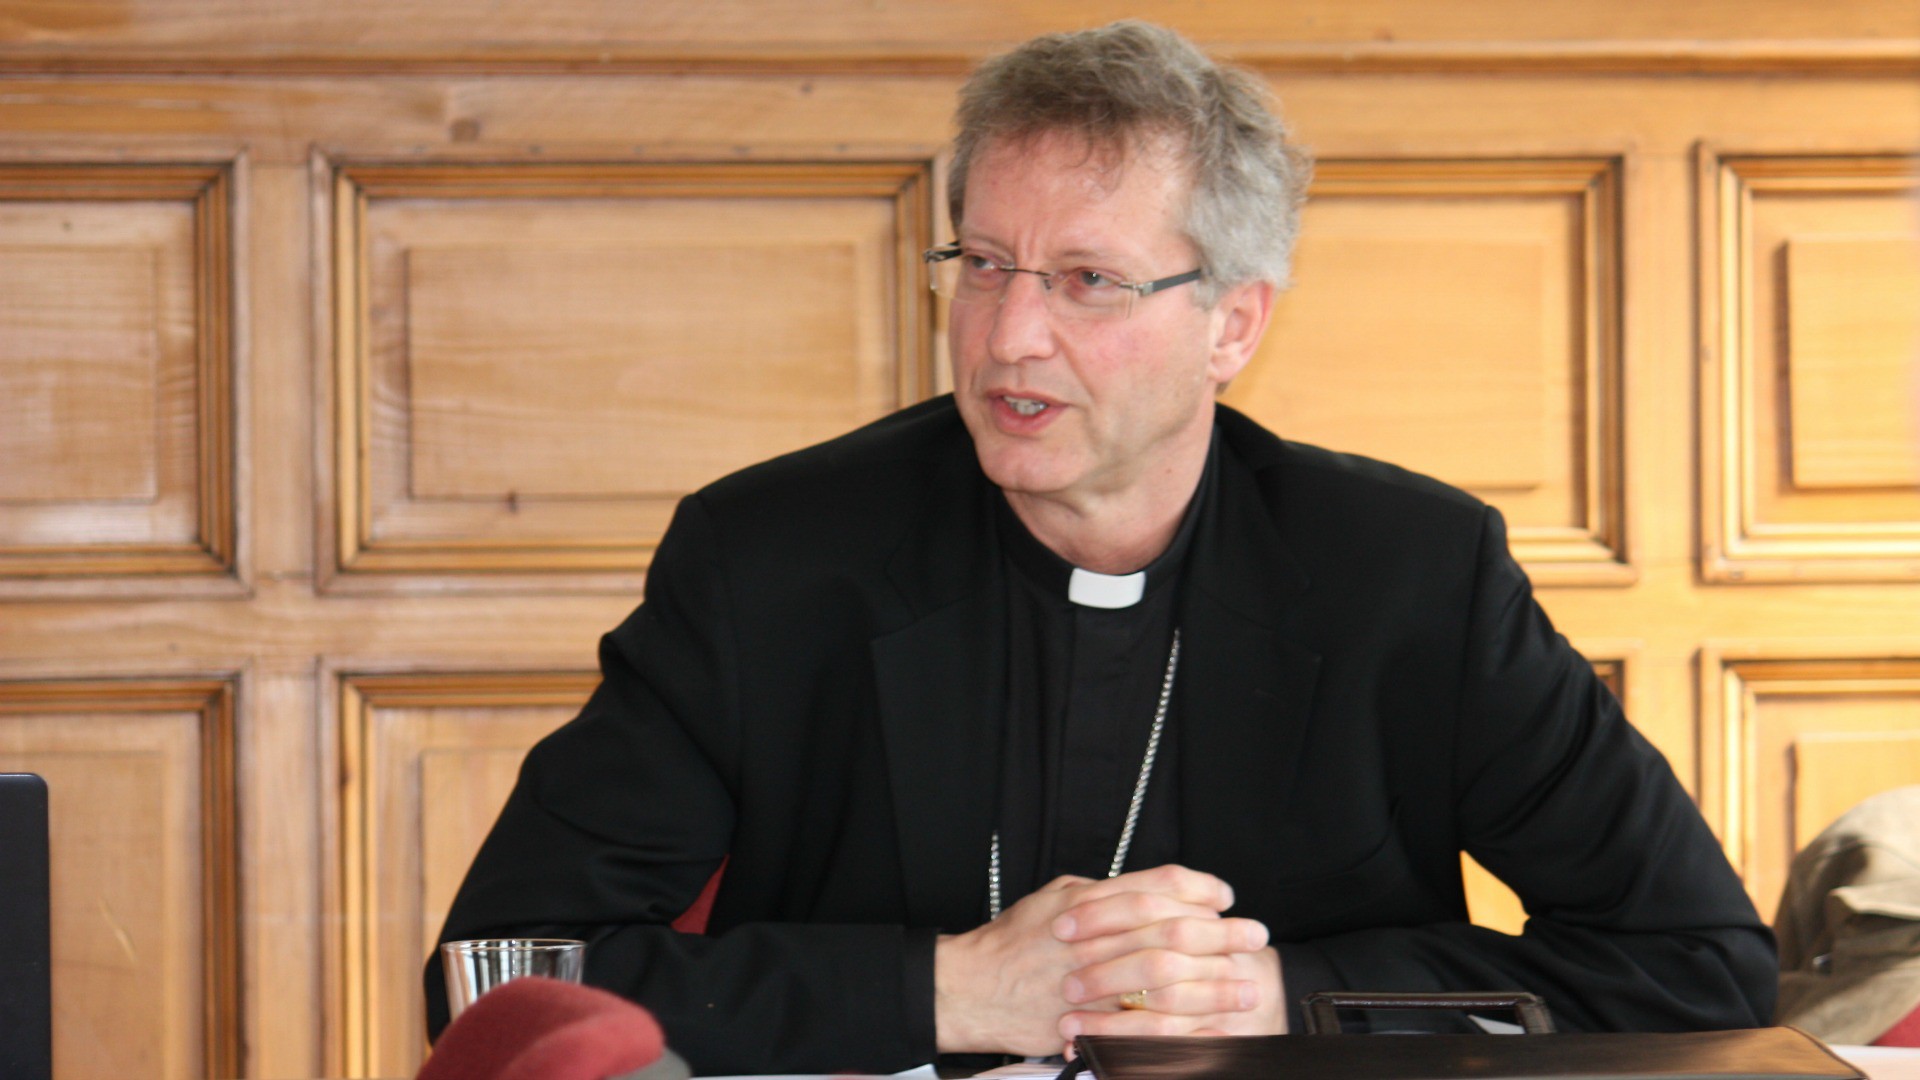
[{"xmin": 1001, "ymin": 395, "xmax": 1050, "ymax": 417}]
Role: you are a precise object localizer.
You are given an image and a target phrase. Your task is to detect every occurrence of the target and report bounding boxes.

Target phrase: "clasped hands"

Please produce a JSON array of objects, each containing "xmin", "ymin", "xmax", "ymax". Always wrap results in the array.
[{"xmin": 934, "ymin": 864, "xmax": 1286, "ymax": 1057}]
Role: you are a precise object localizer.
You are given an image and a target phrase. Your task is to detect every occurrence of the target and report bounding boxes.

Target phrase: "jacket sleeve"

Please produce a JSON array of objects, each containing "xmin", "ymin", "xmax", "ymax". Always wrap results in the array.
[
  {"xmin": 424, "ymin": 494, "xmax": 938, "ymax": 1074},
  {"xmin": 1277, "ymin": 506, "xmax": 1777, "ymax": 1033}
]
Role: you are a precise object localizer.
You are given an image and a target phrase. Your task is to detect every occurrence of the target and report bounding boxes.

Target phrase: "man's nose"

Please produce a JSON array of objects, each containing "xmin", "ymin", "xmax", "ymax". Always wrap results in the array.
[{"xmin": 986, "ymin": 272, "xmax": 1056, "ymax": 365}]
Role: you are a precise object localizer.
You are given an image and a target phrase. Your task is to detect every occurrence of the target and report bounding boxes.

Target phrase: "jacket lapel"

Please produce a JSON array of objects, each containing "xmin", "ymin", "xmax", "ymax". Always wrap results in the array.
[
  {"xmin": 1176, "ymin": 442, "xmax": 1324, "ymax": 883},
  {"xmin": 871, "ymin": 451, "xmax": 1005, "ymax": 931}
]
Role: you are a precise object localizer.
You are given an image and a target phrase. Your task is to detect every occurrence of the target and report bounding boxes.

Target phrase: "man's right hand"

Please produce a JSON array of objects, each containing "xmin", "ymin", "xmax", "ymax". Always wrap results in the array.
[{"xmin": 932, "ymin": 864, "xmax": 1263, "ymax": 1056}]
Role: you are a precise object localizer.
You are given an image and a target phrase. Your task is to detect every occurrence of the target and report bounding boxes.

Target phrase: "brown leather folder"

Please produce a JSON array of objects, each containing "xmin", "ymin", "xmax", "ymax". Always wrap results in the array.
[{"xmin": 1069, "ymin": 1026, "xmax": 1866, "ymax": 1080}]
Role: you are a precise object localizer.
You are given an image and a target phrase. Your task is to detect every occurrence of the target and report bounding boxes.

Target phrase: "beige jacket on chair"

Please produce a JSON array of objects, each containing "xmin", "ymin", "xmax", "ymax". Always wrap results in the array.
[{"xmin": 1775, "ymin": 785, "xmax": 1920, "ymax": 1043}]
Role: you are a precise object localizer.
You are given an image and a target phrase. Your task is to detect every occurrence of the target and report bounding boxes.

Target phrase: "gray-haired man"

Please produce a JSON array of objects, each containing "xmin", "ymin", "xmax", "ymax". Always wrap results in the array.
[{"xmin": 431, "ymin": 22, "xmax": 1775, "ymax": 1071}]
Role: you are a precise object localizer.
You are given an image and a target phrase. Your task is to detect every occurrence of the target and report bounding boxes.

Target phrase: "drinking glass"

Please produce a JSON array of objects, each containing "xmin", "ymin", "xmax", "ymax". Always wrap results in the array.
[{"xmin": 440, "ymin": 938, "xmax": 586, "ymax": 1019}]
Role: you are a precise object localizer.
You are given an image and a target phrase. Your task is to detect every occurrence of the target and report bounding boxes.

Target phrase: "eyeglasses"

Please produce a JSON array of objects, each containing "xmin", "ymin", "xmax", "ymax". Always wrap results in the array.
[{"xmin": 923, "ymin": 243, "xmax": 1205, "ymax": 322}]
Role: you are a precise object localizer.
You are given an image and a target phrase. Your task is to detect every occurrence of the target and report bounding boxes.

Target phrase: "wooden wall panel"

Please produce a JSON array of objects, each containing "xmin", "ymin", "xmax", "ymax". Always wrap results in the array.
[
  {"xmin": 1702, "ymin": 653, "xmax": 1920, "ymax": 921},
  {"xmin": 338, "ymin": 671, "xmax": 593, "ymax": 1079},
  {"xmin": 0, "ymin": 246, "xmax": 156, "ymax": 499},
  {"xmin": 1229, "ymin": 158, "xmax": 1626, "ymax": 584},
  {"xmin": 1702, "ymin": 152, "xmax": 1920, "ymax": 582},
  {"xmin": 324, "ymin": 161, "xmax": 935, "ymax": 587},
  {"xmin": 0, "ymin": 164, "xmax": 236, "ymax": 588},
  {"xmin": 5, "ymin": 0, "xmax": 1918, "ymax": 72},
  {"xmin": 1786, "ymin": 237, "xmax": 1920, "ymax": 489},
  {"xmin": 1792, "ymin": 733, "xmax": 1920, "ymax": 851},
  {"xmin": 0, "ymin": 677, "xmax": 237, "ymax": 1080}
]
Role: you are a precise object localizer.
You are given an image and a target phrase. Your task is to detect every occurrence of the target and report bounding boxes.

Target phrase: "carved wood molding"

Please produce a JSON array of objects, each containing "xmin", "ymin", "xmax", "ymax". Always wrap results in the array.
[
  {"xmin": 1590, "ymin": 657, "xmax": 1626, "ymax": 702},
  {"xmin": 5, "ymin": 39, "xmax": 1920, "ymax": 77},
  {"xmin": 334, "ymin": 670, "xmax": 596, "ymax": 1078},
  {"xmin": 1699, "ymin": 647, "xmax": 1920, "ymax": 914},
  {"xmin": 0, "ymin": 162, "xmax": 239, "ymax": 591},
  {"xmin": 0, "ymin": 675, "xmax": 240, "ymax": 1079},
  {"xmin": 319, "ymin": 157, "xmax": 937, "ymax": 591},
  {"xmin": 1699, "ymin": 150, "xmax": 1920, "ymax": 584},
  {"xmin": 1286, "ymin": 157, "xmax": 1629, "ymax": 586}
]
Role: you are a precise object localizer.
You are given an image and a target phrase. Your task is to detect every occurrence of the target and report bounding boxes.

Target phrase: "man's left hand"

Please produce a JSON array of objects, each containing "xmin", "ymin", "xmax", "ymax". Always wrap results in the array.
[{"xmin": 1052, "ymin": 894, "xmax": 1287, "ymax": 1041}]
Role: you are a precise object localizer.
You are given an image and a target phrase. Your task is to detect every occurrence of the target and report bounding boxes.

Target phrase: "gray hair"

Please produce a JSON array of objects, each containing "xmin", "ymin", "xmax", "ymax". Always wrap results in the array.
[{"xmin": 948, "ymin": 20, "xmax": 1312, "ymax": 303}]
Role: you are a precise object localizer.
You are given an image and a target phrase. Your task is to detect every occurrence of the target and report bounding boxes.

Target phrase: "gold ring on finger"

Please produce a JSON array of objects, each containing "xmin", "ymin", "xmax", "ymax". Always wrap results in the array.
[{"xmin": 1118, "ymin": 989, "xmax": 1149, "ymax": 1010}]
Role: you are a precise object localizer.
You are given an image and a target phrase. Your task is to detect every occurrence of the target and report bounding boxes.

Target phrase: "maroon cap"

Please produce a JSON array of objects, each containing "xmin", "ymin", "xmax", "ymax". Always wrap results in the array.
[{"xmin": 419, "ymin": 977, "xmax": 666, "ymax": 1080}]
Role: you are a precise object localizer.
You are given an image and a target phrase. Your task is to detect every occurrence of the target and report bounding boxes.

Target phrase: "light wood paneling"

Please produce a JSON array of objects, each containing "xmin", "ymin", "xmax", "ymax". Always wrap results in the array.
[
  {"xmin": 4, "ymin": 1, "xmax": 1919, "ymax": 74},
  {"xmin": 324, "ymin": 161, "xmax": 935, "ymax": 587},
  {"xmin": 0, "ymin": 245, "xmax": 157, "ymax": 500},
  {"xmin": 404, "ymin": 244, "xmax": 873, "ymax": 499},
  {"xmin": 1702, "ymin": 152, "xmax": 1920, "ymax": 582},
  {"xmin": 1702, "ymin": 653, "xmax": 1920, "ymax": 921},
  {"xmin": 1792, "ymin": 733, "xmax": 1920, "ymax": 852},
  {"xmin": 1785, "ymin": 237, "xmax": 1920, "ymax": 489},
  {"xmin": 0, "ymin": 677, "xmax": 237, "ymax": 1080},
  {"xmin": 337, "ymin": 671, "xmax": 593, "ymax": 1079},
  {"xmin": 1232, "ymin": 158, "xmax": 1626, "ymax": 584},
  {"xmin": 0, "ymin": 164, "xmax": 236, "ymax": 588}
]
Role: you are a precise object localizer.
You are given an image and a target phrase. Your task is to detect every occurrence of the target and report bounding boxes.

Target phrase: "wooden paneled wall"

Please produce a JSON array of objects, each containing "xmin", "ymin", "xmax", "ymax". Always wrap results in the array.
[{"xmin": 1, "ymin": 3, "xmax": 1917, "ymax": 1076}]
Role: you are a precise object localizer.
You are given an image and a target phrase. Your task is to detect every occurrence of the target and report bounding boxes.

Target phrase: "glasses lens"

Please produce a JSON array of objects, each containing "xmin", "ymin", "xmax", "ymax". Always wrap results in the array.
[
  {"xmin": 1050, "ymin": 270, "xmax": 1133, "ymax": 321},
  {"xmin": 930, "ymin": 254, "xmax": 962, "ymax": 300},
  {"xmin": 926, "ymin": 253, "xmax": 1137, "ymax": 321},
  {"xmin": 933, "ymin": 253, "xmax": 1013, "ymax": 305}
]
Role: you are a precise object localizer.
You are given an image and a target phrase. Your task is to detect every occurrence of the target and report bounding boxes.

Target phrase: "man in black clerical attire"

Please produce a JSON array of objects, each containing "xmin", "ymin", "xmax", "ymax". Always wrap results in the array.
[{"xmin": 428, "ymin": 21, "xmax": 1775, "ymax": 1072}]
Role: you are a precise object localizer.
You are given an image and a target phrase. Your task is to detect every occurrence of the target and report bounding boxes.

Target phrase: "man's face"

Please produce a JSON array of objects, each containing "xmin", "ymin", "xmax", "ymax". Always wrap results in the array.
[{"xmin": 949, "ymin": 132, "xmax": 1251, "ymax": 510}]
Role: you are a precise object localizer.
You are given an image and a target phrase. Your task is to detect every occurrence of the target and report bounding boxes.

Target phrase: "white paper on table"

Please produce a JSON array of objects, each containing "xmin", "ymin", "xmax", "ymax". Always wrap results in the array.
[{"xmin": 698, "ymin": 1065, "xmax": 940, "ymax": 1080}]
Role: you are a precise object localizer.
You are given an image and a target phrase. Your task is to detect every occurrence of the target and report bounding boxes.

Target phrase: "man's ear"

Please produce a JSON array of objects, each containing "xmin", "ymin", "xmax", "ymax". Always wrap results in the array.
[{"xmin": 1207, "ymin": 279, "xmax": 1276, "ymax": 386}]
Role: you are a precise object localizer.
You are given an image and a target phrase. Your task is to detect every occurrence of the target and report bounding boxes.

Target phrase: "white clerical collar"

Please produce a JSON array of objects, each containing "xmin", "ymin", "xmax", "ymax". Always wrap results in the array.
[{"xmin": 1067, "ymin": 566, "xmax": 1147, "ymax": 609}]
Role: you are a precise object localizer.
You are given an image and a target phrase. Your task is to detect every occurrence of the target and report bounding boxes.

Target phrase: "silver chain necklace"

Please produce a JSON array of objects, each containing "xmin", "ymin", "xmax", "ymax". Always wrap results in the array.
[{"xmin": 988, "ymin": 627, "xmax": 1182, "ymax": 920}]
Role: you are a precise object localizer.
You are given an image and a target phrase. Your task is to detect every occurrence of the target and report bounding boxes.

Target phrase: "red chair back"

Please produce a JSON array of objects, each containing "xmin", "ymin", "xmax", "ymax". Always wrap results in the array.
[{"xmin": 1877, "ymin": 1000, "xmax": 1920, "ymax": 1048}]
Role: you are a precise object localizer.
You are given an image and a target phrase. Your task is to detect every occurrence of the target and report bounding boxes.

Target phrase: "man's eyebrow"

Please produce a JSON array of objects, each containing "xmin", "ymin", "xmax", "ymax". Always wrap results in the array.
[
  {"xmin": 954, "ymin": 234, "xmax": 1135, "ymax": 266},
  {"xmin": 1053, "ymin": 246, "xmax": 1134, "ymax": 265}
]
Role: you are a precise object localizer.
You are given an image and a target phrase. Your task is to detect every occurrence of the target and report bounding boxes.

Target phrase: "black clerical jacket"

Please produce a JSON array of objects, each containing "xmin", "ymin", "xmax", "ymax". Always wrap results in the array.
[{"xmin": 428, "ymin": 396, "xmax": 1775, "ymax": 1072}]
